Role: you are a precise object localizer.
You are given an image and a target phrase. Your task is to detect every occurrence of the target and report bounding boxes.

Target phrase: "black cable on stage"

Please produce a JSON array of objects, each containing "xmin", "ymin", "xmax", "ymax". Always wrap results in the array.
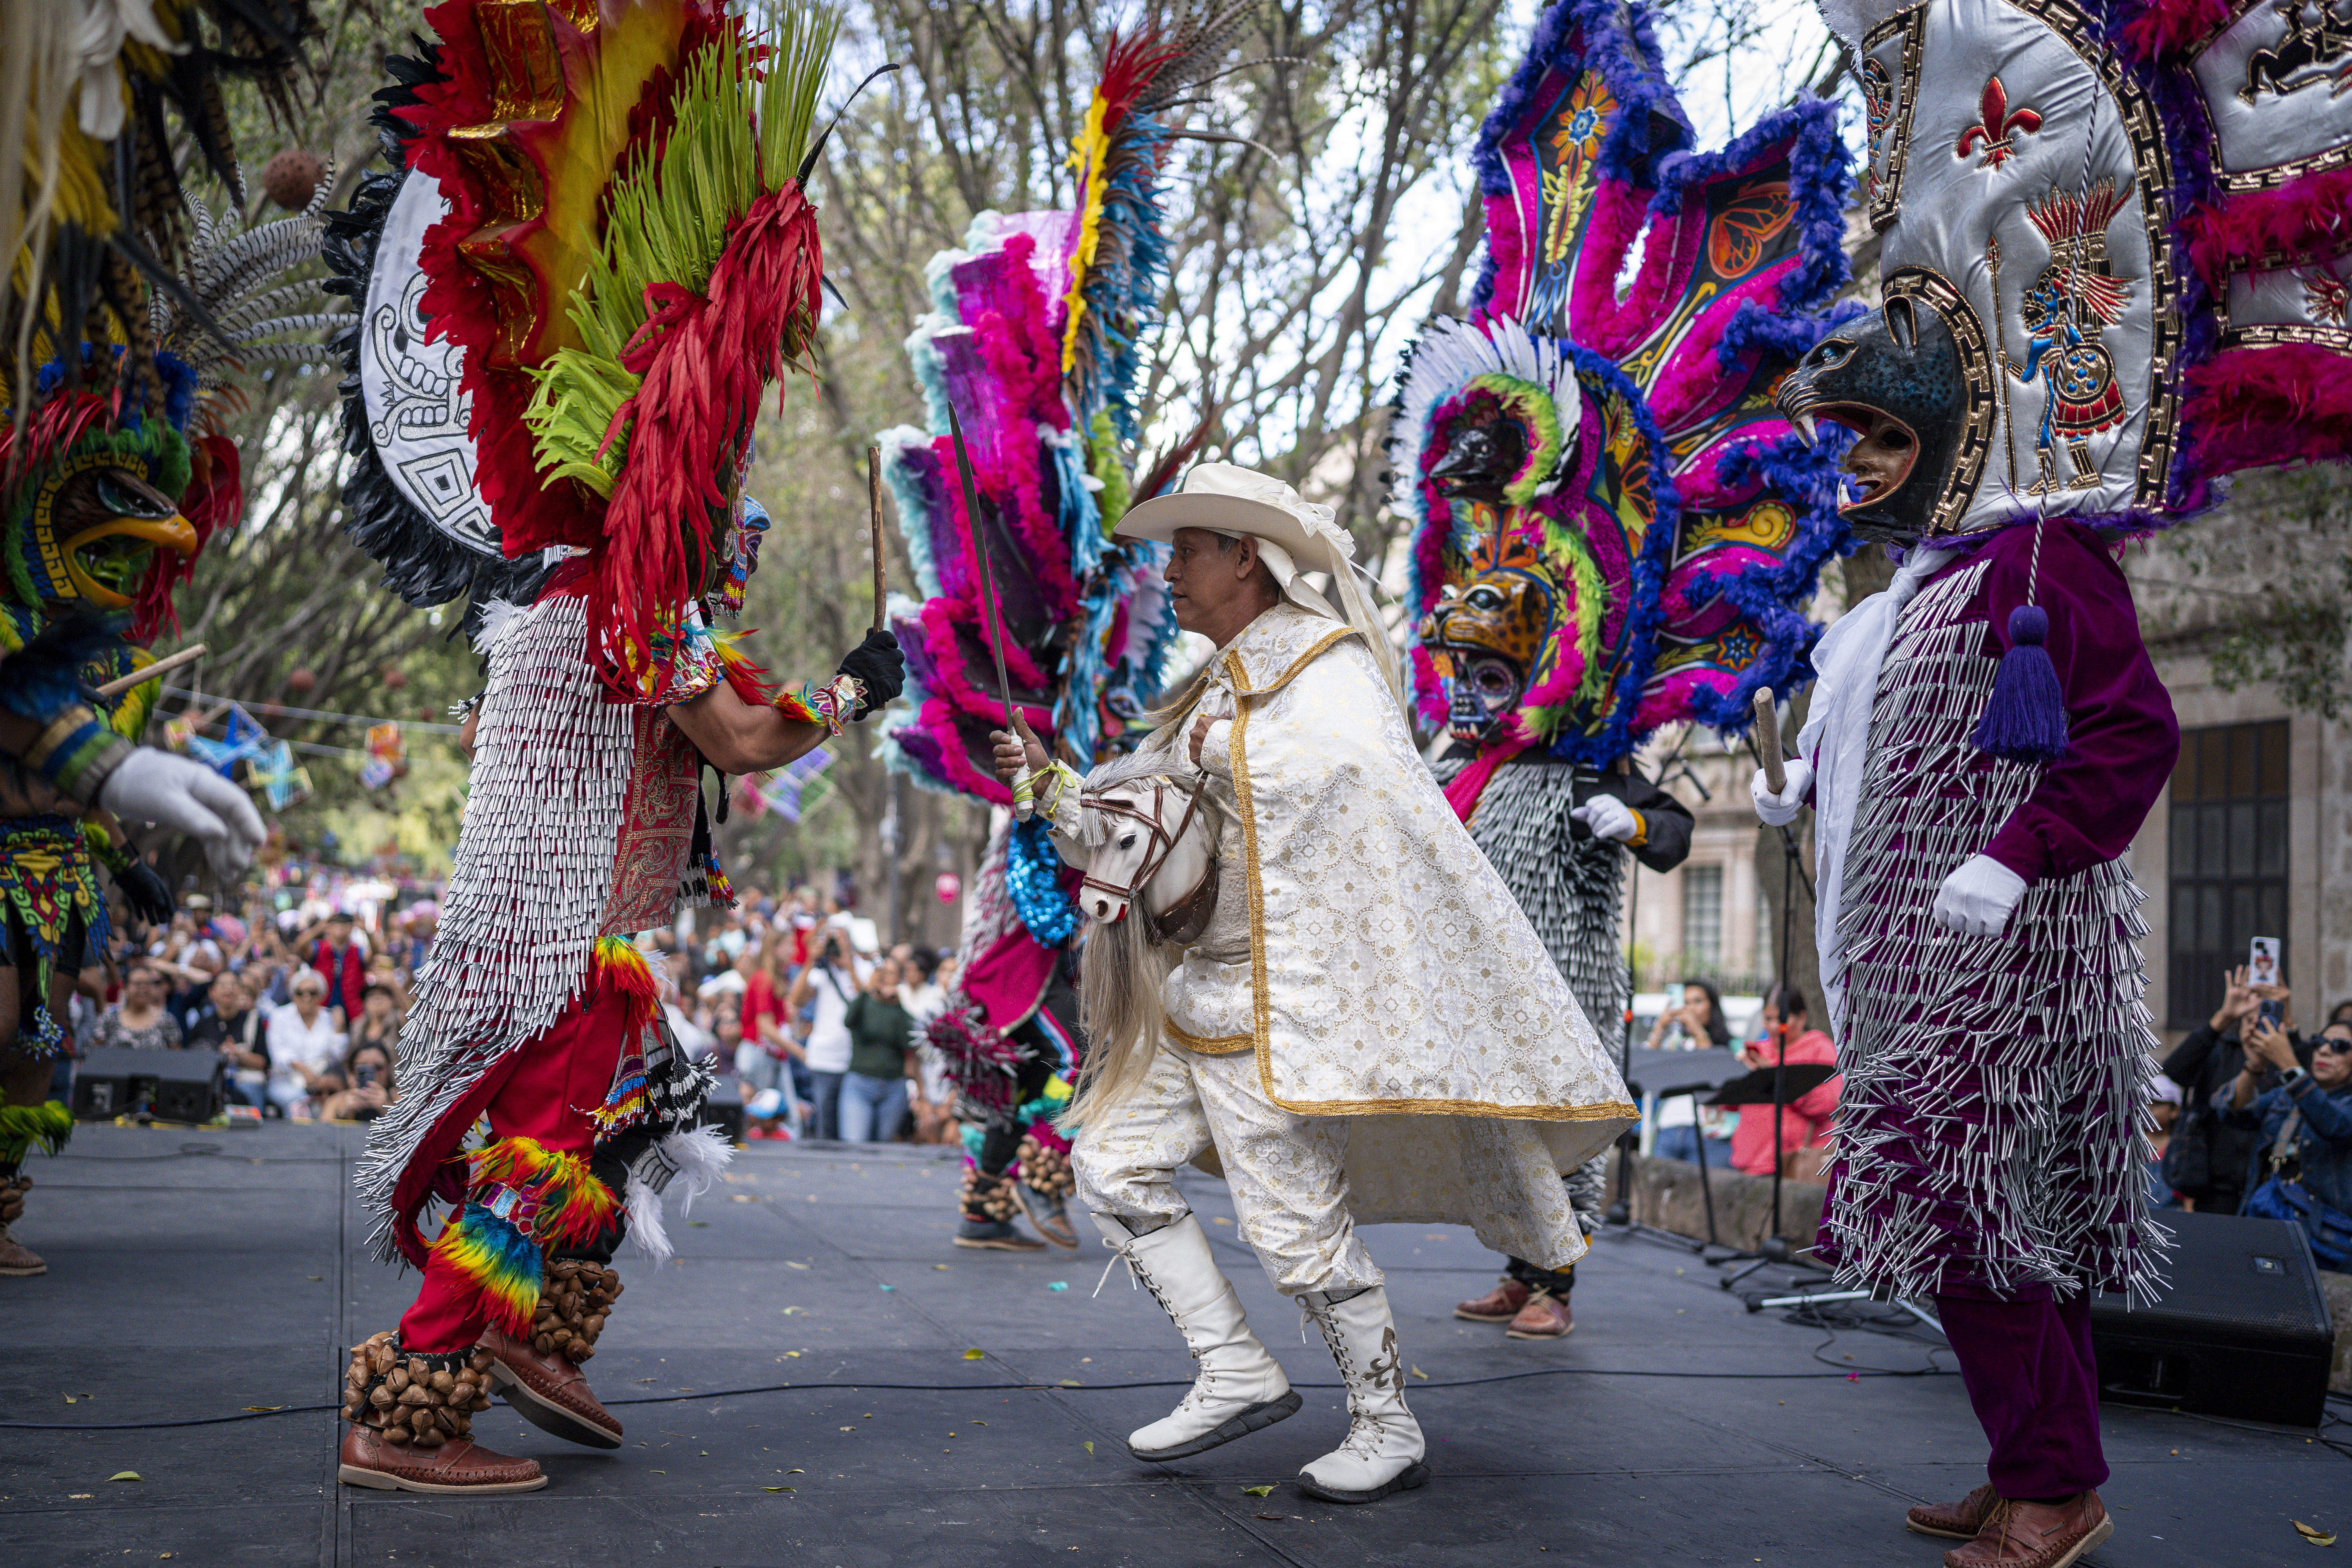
[{"xmin": 0, "ymin": 1359, "xmax": 1960, "ymax": 1431}]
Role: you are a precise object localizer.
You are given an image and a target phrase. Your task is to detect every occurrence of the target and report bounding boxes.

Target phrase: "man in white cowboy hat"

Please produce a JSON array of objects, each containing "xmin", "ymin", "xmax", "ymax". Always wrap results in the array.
[{"xmin": 991, "ymin": 462, "xmax": 1635, "ymax": 1504}]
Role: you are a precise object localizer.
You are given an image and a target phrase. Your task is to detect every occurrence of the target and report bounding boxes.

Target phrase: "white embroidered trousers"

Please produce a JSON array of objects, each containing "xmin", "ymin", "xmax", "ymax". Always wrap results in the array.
[{"xmin": 1073, "ymin": 1038, "xmax": 1383, "ymax": 1297}]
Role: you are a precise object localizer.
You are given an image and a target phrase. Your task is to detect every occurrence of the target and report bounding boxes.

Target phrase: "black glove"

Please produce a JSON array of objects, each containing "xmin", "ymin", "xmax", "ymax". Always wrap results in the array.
[
  {"xmin": 836, "ymin": 628, "xmax": 904, "ymax": 719},
  {"xmin": 118, "ymin": 861, "xmax": 174, "ymax": 927}
]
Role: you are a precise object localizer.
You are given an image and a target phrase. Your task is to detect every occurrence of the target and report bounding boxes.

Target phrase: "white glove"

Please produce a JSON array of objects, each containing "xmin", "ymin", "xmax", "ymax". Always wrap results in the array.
[
  {"xmin": 1750, "ymin": 758, "xmax": 1813, "ymax": 827},
  {"xmin": 1571, "ymin": 794, "xmax": 1640, "ymax": 843},
  {"xmin": 1931, "ymin": 853, "xmax": 2028, "ymax": 938},
  {"xmin": 98, "ymin": 748, "xmax": 269, "ymax": 886}
]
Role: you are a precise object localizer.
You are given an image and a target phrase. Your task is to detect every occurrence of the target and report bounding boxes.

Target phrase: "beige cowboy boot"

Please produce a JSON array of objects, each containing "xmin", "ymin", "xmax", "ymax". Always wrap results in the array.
[
  {"xmin": 1296, "ymin": 1285, "xmax": 1428, "ymax": 1503},
  {"xmin": 1095, "ymin": 1212, "xmax": 1300, "ymax": 1460}
]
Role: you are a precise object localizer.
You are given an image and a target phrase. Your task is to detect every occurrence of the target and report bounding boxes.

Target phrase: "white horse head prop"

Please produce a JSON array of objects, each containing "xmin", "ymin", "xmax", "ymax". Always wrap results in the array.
[{"xmin": 1076, "ymin": 776, "xmax": 1219, "ymax": 942}]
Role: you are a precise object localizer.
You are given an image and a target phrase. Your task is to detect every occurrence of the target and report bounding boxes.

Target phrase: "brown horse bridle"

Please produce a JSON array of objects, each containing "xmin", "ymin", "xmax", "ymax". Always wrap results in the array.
[{"xmin": 1077, "ymin": 779, "xmax": 1219, "ymax": 946}]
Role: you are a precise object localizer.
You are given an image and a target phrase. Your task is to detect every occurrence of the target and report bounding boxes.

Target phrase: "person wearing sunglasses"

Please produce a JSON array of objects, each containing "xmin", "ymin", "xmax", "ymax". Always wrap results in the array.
[{"xmin": 2225, "ymin": 1020, "xmax": 2352, "ymax": 1274}]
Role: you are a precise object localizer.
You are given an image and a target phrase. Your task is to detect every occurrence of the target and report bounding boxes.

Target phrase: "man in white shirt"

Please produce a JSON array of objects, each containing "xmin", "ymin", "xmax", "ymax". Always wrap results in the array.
[
  {"xmin": 266, "ymin": 971, "xmax": 346, "ymax": 1118},
  {"xmin": 787, "ymin": 927, "xmax": 868, "ymax": 1140}
]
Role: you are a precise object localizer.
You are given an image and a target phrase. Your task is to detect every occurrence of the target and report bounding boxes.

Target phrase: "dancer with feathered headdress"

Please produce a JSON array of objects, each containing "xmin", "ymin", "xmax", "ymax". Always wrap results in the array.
[
  {"xmin": 877, "ymin": 13, "xmax": 1240, "ymax": 1252},
  {"xmin": 0, "ymin": 3, "xmax": 321, "ymax": 1279},
  {"xmin": 329, "ymin": 0, "xmax": 901, "ymax": 1495},
  {"xmin": 1760, "ymin": 0, "xmax": 2352, "ymax": 1557},
  {"xmin": 1392, "ymin": 0, "xmax": 1854, "ymax": 1341}
]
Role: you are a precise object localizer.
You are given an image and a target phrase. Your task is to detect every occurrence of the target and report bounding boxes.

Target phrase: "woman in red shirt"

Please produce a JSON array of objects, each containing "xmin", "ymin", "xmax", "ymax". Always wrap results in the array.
[{"xmin": 1730, "ymin": 984, "xmax": 1839, "ymax": 1178}]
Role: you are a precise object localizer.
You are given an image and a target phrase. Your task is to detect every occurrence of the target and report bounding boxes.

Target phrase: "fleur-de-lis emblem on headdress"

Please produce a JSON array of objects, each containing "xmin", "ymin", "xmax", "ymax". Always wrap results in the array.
[{"xmin": 1955, "ymin": 77, "xmax": 2042, "ymax": 169}]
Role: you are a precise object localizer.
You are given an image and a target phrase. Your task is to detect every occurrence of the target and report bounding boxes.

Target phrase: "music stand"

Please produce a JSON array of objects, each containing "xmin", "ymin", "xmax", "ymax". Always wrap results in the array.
[
  {"xmin": 1621, "ymin": 1047, "xmax": 1746, "ymax": 1253},
  {"xmin": 1705, "ymin": 1062, "xmax": 1834, "ymax": 1284}
]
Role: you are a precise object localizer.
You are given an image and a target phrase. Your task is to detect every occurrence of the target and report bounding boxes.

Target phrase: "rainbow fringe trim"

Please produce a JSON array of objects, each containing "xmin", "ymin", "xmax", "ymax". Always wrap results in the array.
[
  {"xmin": 0, "ymin": 1101, "xmax": 74, "ymax": 1163},
  {"xmin": 702, "ymin": 853, "xmax": 735, "ymax": 908},
  {"xmin": 430, "ymin": 1136, "xmax": 618, "ymax": 1338},
  {"xmin": 428, "ymin": 1200, "xmax": 544, "ymax": 1339},
  {"xmin": 594, "ymin": 936, "xmax": 659, "ymax": 1039},
  {"xmin": 590, "ymin": 1053, "xmax": 651, "ymax": 1137}
]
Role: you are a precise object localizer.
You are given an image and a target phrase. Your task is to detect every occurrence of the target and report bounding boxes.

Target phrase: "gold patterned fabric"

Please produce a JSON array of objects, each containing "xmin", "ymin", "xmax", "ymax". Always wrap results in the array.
[
  {"xmin": 1214, "ymin": 605, "xmax": 1634, "ymax": 1134},
  {"xmin": 1061, "ymin": 603, "xmax": 1635, "ymax": 1268}
]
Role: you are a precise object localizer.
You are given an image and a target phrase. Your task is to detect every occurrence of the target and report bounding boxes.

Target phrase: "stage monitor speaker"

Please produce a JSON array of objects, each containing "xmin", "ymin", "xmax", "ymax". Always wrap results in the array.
[
  {"xmin": 2089, "ymin": 1208, "xmax": 2336, "ymax": 1428},
  {"xmin": 71, "ymin": 1046, "xmax": 225, "ymax": 1124},
  {"xmin": 699, "ymin": 1083, "xmax": 745, "ymax": 1146}
]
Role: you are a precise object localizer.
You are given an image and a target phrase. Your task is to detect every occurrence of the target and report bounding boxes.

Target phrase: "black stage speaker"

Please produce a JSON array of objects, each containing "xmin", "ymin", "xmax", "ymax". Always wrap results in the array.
[
  {"xmin": 698, "ymin": 1082, "xmax": 745, "ymax": 1145},
  {"xmin": 72, "ymin": 1046, "xmax": 225, "ymax": 1124},
  {"xmin": 2089, "ymin": 1208, "xmax": 2336, "ymax": 1428}
]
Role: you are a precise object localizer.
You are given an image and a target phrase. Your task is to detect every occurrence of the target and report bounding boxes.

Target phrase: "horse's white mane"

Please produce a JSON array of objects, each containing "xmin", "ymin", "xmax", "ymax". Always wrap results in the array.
[{"xmin": 1073, "ymin": 739, "xmax": 1196, "ymax": 849}]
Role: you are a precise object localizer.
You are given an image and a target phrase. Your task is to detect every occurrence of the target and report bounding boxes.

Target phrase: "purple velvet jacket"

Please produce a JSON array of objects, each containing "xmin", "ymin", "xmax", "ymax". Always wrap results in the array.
[{"xmin": 1921, "ymin": 517, "xmax": 2180, "ymax": 880}]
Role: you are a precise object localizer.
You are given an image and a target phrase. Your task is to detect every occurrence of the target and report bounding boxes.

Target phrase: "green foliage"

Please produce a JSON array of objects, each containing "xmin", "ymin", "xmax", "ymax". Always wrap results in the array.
[
  {"xmin": 2163, "ymin": 464, "xmax": 2352, "ymax": 720},
  {"xmin": 2207, "ymin": 559, "xmax": 2352, "ymax": 721}
]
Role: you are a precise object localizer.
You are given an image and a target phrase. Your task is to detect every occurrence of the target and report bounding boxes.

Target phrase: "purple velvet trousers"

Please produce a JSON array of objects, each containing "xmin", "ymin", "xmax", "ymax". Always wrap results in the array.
[{"xmin": 1934, "ymin": 1291, "xmax": 2109, "ymax": 1500}]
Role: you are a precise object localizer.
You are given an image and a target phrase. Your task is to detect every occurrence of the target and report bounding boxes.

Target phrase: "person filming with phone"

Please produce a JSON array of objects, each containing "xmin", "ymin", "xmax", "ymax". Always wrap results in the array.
[
  {"xmin": 2162, "ymin": 962, "xmax": 2314, "ymax": 1212},
  {"xmin": 787, "ymin": 923, "xmax": 869, "ymax": 1142},
  {"xmin": 2222, "ymin": 1017, "xmax": 2352, "ymax": 1273},
  {"xmin": 321, "ymin": 1041, "xmax": 398, "ymax": 1123}
]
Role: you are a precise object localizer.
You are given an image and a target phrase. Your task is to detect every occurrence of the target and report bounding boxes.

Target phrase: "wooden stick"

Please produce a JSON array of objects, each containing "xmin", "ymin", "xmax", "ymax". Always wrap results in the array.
[
  {"xmin": 867, "ymin": 446, "xmax": 886, "ymax": 633},
  {"xmin": 1753, "ymin": 687, "xmax": 1786, "ymax": 794},
  {"xmin": 96, "ymin": 643, "xmax": 207, "ymax": 699}
]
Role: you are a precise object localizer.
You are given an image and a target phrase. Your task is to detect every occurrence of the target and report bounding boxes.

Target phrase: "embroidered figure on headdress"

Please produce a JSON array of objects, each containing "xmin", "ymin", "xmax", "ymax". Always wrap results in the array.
[
  {"xmin": 2007, "ymin": 181, "xmax": 2134, "ymax": 495},
  {"xmin": 2239, "ymin": 0, "xmax": 2352, "ymax": 103}
]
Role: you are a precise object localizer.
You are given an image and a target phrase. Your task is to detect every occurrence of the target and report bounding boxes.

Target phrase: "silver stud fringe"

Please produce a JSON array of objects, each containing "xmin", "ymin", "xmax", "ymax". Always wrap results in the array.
[
  {"xmin": 356, "ymin": 594, "xmax": 633, "ymax": 1264},
  {"xmin": 1827, "ymin": 559, "xmax": 2167, "ymax": 1306}
]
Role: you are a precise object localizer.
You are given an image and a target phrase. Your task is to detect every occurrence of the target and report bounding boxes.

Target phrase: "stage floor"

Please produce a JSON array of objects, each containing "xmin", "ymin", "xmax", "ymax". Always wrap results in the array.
[{"xmin": 1, "ymin": 1123, "xmax": 2342, "ymax": 1566}]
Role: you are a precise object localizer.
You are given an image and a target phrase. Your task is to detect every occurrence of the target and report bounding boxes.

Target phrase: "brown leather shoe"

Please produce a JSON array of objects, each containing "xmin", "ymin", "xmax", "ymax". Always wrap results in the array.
[
  {"xmin": 1944, "ymin": 1492, "xmax": 2114, "ymax": 1568},
  {"xmin": 337, "ymin": 1422, "xmax": 546, "ymax": 1494},
  {"xmin": 477, "ymin": 1325, "xmax": 624, "ymax": 1449},
  {"xmin": 1909, "ymin": 1482, "xmax": 2002, "ymax": 1540},
  {"xmin": 1504, "ymin": 1289, "xmax": 1573, "ymax": 1339},
  {"xmin": 0, "ymin": 1223, "xmax": 45, "ymax": 1277},
  {"xmin": 1014, "ymin": 1184, "xmax": 1080, "ymax": 1249},
  {"xmin": 1454, "ymin": 1277, "xmax": 1530, "ymax": 1323}
]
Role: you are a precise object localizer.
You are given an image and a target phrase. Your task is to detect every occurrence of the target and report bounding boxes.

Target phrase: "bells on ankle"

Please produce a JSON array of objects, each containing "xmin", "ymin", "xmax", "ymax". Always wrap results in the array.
[
  {"xmin": 960, "ymin": 1167, "xmax": 1019, "ymax": 1221},
  {"xmin": 344, "ymin": 1332, "xmax": 495, "ymax": 1449},
  {"xmin": 534, "ymin": 1259, "xmax": 621, "ymax": 1362}
]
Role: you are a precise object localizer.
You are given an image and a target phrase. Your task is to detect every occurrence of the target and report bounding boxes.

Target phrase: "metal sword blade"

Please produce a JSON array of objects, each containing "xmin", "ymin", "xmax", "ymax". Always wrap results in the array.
[{"xmin": 947, "ymin": 406, "xmax": 1018, "ymax": 731}]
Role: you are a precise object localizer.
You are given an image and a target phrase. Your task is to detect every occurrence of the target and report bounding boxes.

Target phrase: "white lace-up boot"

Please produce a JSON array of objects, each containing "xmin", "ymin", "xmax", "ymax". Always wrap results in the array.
[
  {"xmin": 1094, "ymin": 1212, "xmax": 1300, "ymax": 1460},
  {"xmin": 1295, "ymin": 1285, "xmax": 1428, "ymax": 1503}
]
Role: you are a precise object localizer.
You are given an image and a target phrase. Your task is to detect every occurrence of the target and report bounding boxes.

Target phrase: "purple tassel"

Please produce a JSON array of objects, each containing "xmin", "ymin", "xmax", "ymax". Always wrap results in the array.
[{"xmin": 1971, "ymin": 605, "xmax": 2069, "ymax": 764}]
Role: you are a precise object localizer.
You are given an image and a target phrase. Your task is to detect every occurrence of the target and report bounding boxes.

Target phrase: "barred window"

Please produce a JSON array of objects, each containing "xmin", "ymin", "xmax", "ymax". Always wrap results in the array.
[
  {"xmin": 1683, "ymin": 864, "xmax": 1724, "ymax": 970},
  {"xmin": 2166, "ymin": 720, "xmax": 2289, "ymax": 1029}
]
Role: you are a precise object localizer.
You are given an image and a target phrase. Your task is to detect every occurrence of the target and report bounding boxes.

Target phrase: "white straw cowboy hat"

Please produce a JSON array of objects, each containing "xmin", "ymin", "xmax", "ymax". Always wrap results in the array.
[
  {"xmin": 1115, "ymin": 463, "xmax": 1355, "ymax": 584},
  {"xmin": 1114, "ymin": 462, "xmax": 1402, "ymax": 702}
]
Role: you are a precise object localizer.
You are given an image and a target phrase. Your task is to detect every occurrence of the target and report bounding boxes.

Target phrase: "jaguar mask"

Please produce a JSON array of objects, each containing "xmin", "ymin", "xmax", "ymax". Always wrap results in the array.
[{"xmin": 1417, "ymin": 531, "xmax": 1558, "ymax": 744}]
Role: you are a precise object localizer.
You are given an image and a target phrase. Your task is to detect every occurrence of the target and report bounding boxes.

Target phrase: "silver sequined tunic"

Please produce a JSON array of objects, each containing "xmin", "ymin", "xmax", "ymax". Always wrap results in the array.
[
  {"xmin": 1823, "ymin": 558, "xmax": 2163, "ymax": 1303},
  {"xmin": 1430, "ymin": 755, "xmax": 1622, "ymax": 1231}
]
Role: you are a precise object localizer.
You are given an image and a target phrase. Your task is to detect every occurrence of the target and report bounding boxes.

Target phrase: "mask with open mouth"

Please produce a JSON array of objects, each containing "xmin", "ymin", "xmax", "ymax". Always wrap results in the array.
[
  {"xmin": 1775, "ymin": 292, "xmax": 1973, "ymax": 546},
  {"xmin": 1417, "ymin": 531, "xmax": 1556, "ymax": 745},
  {"xmin": 5, "ymin": 416, "xmax": 201, "ymax": 613}
]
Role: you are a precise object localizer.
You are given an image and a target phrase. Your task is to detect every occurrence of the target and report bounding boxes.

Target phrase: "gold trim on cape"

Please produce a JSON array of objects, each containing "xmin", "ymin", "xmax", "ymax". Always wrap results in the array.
[
  {"xmin": 1223, "ymin": 620, "xmax": 1637, "ymax": 1123},
  {"xmin": 1164, "ymin": 1017, "xmax": 1253, "ymax": 1055}
]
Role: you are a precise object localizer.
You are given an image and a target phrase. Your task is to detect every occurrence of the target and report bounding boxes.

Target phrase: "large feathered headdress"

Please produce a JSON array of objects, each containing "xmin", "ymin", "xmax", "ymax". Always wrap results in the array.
[
  {"xmin": 2, "ymin": 1, "xmax": 330, "ymax": 644},
  {"xmin": 1395, "ymin": 0, "xmax": 1853, "ymax": 765},
  {"xmin": 880, "ymin": 9, "xmax": 1253, "ymax": 802},
  {"xmin": 372, "ymin": 0, "xmax": 838, "ymax": 695}
]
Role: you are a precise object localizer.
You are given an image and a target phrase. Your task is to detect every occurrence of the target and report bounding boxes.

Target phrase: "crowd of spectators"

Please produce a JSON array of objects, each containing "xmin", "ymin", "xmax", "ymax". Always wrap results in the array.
[
  {"xmin": 2158, "ymin": 965, "xmax": 2352, "ymax": 1274},
  {"xmin": 61, "ymin": 889, "xmax": 438, "ymax": 1124},
  {"xmin": 649, "ymin": 884, "xmax": 960, "ymax": 1147}
]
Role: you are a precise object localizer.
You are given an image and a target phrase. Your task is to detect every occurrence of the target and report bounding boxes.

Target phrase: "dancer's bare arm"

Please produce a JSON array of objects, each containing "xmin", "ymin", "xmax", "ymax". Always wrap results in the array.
[{"xmin": 668, "ymin": 682, "xmax": 829, "ymax": 775}]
